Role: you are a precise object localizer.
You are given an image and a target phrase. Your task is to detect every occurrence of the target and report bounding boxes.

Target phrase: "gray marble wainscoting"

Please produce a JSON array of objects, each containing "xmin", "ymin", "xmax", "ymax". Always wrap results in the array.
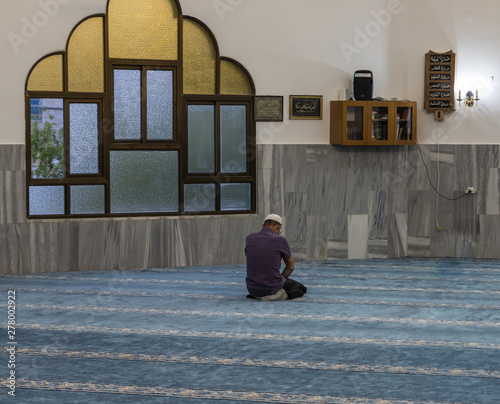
[{"xmin": 1, "ymin": 143, "xmax": 500, "ymax": 274}]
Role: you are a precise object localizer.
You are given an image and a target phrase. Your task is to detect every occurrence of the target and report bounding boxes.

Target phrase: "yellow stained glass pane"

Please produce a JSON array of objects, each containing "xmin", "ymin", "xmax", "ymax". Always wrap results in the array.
[
  {"xmin": 183, "ymin": 19, "xmax": 216, "ymax": 95},
  {"xmin": 220, "ymin": 59, "xmax": 253, "ymax": 95},
  {"xmin": 27, "ymin": 55, "xmax": 63, "ymax": 92},
  {"xmin": 68, "ymin": 17, "xmax": 104, "ymax": 93},
  {"xmin": 108, "ymin": 0, "xmax": 178, "ymax": 60}
]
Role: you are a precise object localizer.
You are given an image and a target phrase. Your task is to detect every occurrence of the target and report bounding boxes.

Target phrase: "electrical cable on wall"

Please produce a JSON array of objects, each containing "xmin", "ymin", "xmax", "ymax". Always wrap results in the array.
[
  {"xmin": 435, "ymin": 137, "xmax": 441, "ymax": 231},
  {"xmin": 417, "ymin": 121, "xmax": 468, "ymax": 232}
]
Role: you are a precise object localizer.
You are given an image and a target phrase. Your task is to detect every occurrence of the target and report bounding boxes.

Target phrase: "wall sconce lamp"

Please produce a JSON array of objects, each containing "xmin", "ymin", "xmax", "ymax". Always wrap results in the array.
[{"xmin": 457, "ymin": 90, "xmax": 480, "ymax": 108}]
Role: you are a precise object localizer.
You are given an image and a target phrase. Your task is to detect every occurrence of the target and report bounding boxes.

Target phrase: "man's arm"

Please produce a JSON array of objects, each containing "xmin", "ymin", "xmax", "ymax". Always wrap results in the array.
[{"xmin": 281, "ymin": 256, "xmax": 295, "ymax": 279}]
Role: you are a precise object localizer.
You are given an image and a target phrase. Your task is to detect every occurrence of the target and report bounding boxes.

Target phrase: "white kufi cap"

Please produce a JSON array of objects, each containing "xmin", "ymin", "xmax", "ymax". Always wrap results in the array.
[{"xmin": 264, "ymin": 214, "xmax": 282, "ymax": 225}]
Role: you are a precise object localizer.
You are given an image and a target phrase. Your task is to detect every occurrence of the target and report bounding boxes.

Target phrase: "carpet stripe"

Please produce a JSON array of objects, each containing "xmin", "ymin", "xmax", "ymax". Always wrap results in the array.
[
  {"xmin": 0, "ymin": 379, "xmax": 466, "ymax": 403},
  {"xmin": 14, "ymin": 304, "xmax": 500, "ymax": 328},
  {"xmin": 152, "ymin": 264, "xmax": 500, "ymax": 274},
  {"xmin": 4, "ymin": 273, "xmax": 500, "ymax": 283},
  {"xmin": 16, "ymin": 347, "xmax": 500, "ymax": 379},
  {"xmin": 17, "ymin": 323, "xmax": 500, "ymax": 350},
  {"xmin": 2, "ymin": 289, "xmax": 499, "ymax": 310},
  {"xmin": 3, "ymin": 285, "xmax": 499, "ymax": 296}
]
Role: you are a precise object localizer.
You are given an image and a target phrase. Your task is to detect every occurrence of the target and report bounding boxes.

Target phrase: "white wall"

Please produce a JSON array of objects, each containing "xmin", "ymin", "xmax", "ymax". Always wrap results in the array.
[{"xmin": 1, "ymin": 0, "xmax": 500, "ymax": 145}]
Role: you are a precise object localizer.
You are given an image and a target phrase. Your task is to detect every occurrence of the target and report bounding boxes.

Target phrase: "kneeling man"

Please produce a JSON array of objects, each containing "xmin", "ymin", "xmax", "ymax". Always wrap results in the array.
[{"xmin": 245, "ymin": 214, "xmax": 307, "ymax": 300}]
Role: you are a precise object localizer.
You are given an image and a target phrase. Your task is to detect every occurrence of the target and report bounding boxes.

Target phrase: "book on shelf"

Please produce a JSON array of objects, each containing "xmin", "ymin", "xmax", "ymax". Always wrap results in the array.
[
  {"xmin": 397, "ymin": 123, "xmax": 409, "ymax": 140},
  {"xmin": 372, "ymin": 122, "xmax": 388, "ymax": 140}
]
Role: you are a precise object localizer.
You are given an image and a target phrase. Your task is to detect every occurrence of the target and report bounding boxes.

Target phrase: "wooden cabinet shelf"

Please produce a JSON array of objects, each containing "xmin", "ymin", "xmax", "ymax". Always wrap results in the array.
[{"xmin": 330, "ymin": 100, "xmax": 417, "ymax": 146}]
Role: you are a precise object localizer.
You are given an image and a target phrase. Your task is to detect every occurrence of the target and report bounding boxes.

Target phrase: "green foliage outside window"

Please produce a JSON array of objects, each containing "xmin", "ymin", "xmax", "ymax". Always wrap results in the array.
[{"xmin": 31, "ymin": 114, "xmax": 64, "ymax": 179}]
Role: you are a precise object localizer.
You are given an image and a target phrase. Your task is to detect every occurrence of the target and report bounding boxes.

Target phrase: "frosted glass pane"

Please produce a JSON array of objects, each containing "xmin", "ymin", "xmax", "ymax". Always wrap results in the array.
[
  {"xmin": 221, "ymin": 105, "xmax": 246, "ymax": 173},
  {"xmin": 183, "ymin": 19, "xmax": 216, "ymax": 94},
  {"xmin": 220, "ymin": 183, "xmax": 251, "ymax": 211},
  {"xmin": 67, "ymin": 17, "xmax": 104, "ymax": 93},
  {"xmin": 220, "ymin": 59, "xmax": 253, "ymax": 95},
  {"xmin": 184, "ymin": 184, "xmax": 215, "ymax": 212},
  {"xmin": 188, "ymin": 105, "xmax": 214, "ymax": 173},
  {"xmin": 29, "ymin": 186, "xmax": 65, "ymax": 215},
  {"xmin": 30, "ymin": 98, "xmax": 65, "ymax": 179},
  {"xmin": 70, "ymin": 103, "xmax": 99, "ymax": 174},
  {"xmin": 70, "ymin": 185, "xmax": 105, "ymax": 214},
  {"xmin": 114, "ymin": 69, "xmax": 141, "ymax": 140},
  {"xmin": 27, "ymin": 55, "xmax": 63, "ymax": 92},
  {"xmin": 147, "ymin": 70, "xmax": 173, "ymax": 140},
  {"xmin": 108, "ymin": 0, "xmax": 178, "ymax": 60},
  {"xmin": 110, "ymin": 151, "xmax": 178, "ymax": 213}
]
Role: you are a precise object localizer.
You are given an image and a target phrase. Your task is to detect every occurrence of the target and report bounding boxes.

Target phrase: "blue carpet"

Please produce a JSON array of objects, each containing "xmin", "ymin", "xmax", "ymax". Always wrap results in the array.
[{"xmin": 1, "ymin": 259, "xmax": 499, "ymax": 403}]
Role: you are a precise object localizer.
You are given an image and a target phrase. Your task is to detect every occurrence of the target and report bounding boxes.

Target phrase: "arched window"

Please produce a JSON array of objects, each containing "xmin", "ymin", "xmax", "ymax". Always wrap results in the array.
[{"xmin": 25, "ymin": 0, "xmax": 256, "ymax": 218}]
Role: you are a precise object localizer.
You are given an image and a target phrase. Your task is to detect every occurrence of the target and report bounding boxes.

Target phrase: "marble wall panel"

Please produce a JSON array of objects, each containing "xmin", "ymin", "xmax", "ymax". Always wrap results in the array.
[
  {"xmin": 485, "ymin": 168, "xmax": 500, "ymax": 215},
  {"xmin": 306, "ymin": 168, "xmax": 329, "ymax": 215},
  {"xmin": 327, "ymin": 240, "xmax": 348, "ymax": 259},
  {"xmin": 328, "ymin": 146, "xmax": 350, "ymax": 170},
  {"xmin": 348, "ymin": 214, "xmax": 368, "ymax": 259},
  {"xmin": 283, "ymin": 146, "xmax": 308, "ymax": 193},
  {"xmin": 117, "ymin": 219, "xmax": 151, "ymax": 270},
  {"xmin": 368, "ymin": 191, "xmax": 388, "ymax": 238},
  {"xmin": 475, "ymin": 149, "xmax": 497, "ymax": 215},
  {"xmin": 258, "ymin": 145, "xmax": 285, "ymax": 216},
  {"xmin": 328, "ymin": 192, "xmax": 348, "ymax": 240},
  {"xmin": 3, "ymin": 171, "xmax": 26, "ymax": 224},
  {"xmin": 476, "ymin": 214, "xmax": 500, "ymax": 259},
  {"xmin": 346, "ymin": 167, "xmax": 371, "ymax": 215},
  {"xmin": 29, "ymin": 221, "xmax": 61, "ymax": 273},
  {"xmin": 407, "ymin": 190, "xmax": 432, "ymax": 237},
  {"xmin": 79, "ymin": 220, "xmax": 109, "ymax": 271},
  {"xmin": 258, "ymin": 144, "xmax": 275, "ymax": 170},
  {"xmin": 429, "ymin": 214, "xmax": 456, "ymax": 257},
  {"xmin": 146, "ymin": 218, "xmax": 165, "ymax": 268},
  {"xmin": 0, "ymin": 174, "xmax": 4, "ymax": 225},
  {"xmin": 306, "ymin": 146, "xmax": 328, "ymax": 167},
  {"xmin": 388, "ymin": 213, "xmax": 407, "ymax": 258},
  {"xmin": 412, "ymin": 148, "xmax": 432, "ymax": 192},
  {"xmin": 407, "ymin": 236, "xmax": 430, "ymax": 257},
  {"xmin": 325, "ymin": 162, "xmax": 349, "ymax": 241},
  {"xmin": 187, "ymin": 217, "xmax": 219, "ymax": 267},
  {"xmin": 258, "ymin": 168, "xmax": 273, "ymax": 216},
  {"xmin": 455, "ymin": 234, "xmax": 475, "ymax": 258},
  {"xmin": 0, "ymin": 145, "xmax": 24, "ymax": 171},
  {"xmin": 2, "ymin": 143, "xmax": 500, "ymax": 274},
  {"xmin": 453, "ymin": 194, "xmax": 478, "ymax": 237},
  {"xmin": 0, "ymin": 224, "xmax": 30, "ymax": 274},
  {"xmin": 387, "ymin": 147, "xmax": 414, "ymax": 204},
  {"xmin": 480, "ymin": 144, "xmax": 500, "ymax": 168},
  {"xmin": 368, "ymin": 238, "xmax": 388, "ymax": 259},
  {"xmin": 305, "ymin": 215, "xmax": 329, "ymax": 260},
  {"xmin": 455, "ymin": 145, "xmax": 478, "ymax": 191},
  {"xmin": 58, "ymin": 221, "xmax": 80, "ymax": 272},
  {"xmin": 284, "ymin": 191, "xmax": 307, "ymax": 244},
  {"xmin": 161, "ymin": 218, "xmax": 185, "ymax": 267}
]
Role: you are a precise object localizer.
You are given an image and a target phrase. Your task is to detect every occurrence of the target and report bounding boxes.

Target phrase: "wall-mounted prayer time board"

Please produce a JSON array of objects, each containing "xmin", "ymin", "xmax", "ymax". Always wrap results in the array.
[{"xmin": 424, "ymin": 50, "xmax": 456, "ymax": 113}]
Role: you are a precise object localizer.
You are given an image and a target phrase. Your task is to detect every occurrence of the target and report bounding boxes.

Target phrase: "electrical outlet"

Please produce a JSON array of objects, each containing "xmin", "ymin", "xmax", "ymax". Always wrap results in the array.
[{"xmin": 465, "ymin": 187, "xmax": 476, "ymax": 194}]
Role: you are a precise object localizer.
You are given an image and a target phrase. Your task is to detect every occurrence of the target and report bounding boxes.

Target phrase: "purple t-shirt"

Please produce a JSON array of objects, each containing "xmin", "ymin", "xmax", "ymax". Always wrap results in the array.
[{"xmin": 245, "ymin": 226, "xmax": 292, "ymax": 297}]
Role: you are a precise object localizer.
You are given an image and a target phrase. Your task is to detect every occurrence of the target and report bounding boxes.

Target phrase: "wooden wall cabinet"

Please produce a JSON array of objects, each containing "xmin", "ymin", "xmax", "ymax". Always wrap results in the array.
[{"xmin": 330, "ymin": 100, "xmax": 417, "ymax": 146}]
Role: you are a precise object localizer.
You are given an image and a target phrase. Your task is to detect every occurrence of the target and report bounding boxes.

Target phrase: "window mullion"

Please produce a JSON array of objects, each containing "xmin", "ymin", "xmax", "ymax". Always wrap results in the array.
[
  {"xmin": 141, "ymin": 67, "xmax": 147, "ymax": 143},
  {"xmin": 215, "ymin": 102, "xmax": 221, "ymax": 174},
  {"xmin": 214, "ymin": 102, "xmax": 221, "ymax": 211}
]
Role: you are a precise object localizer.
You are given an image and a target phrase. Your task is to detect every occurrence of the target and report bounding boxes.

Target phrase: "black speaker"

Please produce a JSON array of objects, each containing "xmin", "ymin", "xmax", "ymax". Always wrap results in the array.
[{"xmin": 353, "ymin": 70, "xmax": 373, "ymax": 101}]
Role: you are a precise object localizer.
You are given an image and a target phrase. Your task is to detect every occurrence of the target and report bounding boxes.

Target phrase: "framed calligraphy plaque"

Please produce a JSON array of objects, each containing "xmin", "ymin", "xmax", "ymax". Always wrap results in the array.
[
  {"xmin": 289, "ymin": 95, "xmax": 323, "ymax": 119},
  {"xmin": 254, "ymin": 96, "xmax": 283, "ymax": 121},
  {"xmin": 424, "ymin": 50, "xmax": 456, "ymax": 113}
]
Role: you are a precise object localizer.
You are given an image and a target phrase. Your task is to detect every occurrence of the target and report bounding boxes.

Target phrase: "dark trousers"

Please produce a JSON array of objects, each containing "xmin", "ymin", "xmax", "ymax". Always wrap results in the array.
[{"xmin": 283, "ymin": 278, "xmax": 307, "ymax": 299}]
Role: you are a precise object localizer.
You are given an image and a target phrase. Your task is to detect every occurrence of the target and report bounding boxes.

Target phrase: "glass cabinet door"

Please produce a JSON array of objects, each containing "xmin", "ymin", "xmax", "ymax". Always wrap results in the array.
[
  {"xmin": 396, "ymin": 106, "xmax": 413, "ymax": 142},
  {"xmin": 371, "ymin": 105, "xmax": 389, "ymax": 142},
  {"xmin": 346, "ymin": 105, "xmax": 364, "ymax": 141},
  {"xmin": 330, "ymin": 100, "xmax": 417, "ymax": 146}
]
